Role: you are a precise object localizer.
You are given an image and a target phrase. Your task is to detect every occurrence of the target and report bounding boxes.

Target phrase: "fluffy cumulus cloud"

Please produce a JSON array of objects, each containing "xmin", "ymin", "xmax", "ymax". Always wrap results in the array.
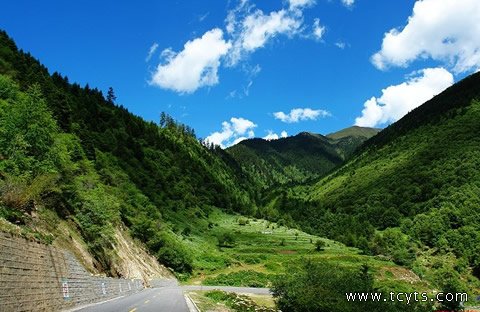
[
  {"xmin": 274, "ymin": 108, "xmax": 330, "ymax": 123},
  {"xmin": 372, "ymin": 0, "xmax": 480, "ymax": 73},
  {"xmin": 150, "ymin": 0, "xmax": 320, "ymax": 93},
  {"xmin": 263, "ymin": 130, "xmax": 288, "ymax": 141},
  {"xmin": 355, "ymin": 67, "xmax": 454, "ymax": 127},
  {"xmin": 263, "ymin": 130, "xmax": 279, "ymax": 141},
  {"xmin": 205, "ymin": 117, "xmax": 257, "ymax": 148},
  {"xmin": 149, "ymin": 29, "xmax": 231, "ymax": 93},
  {"xmin": 226, "ymin": 1, "xmax": 307, "ymax": 66}
]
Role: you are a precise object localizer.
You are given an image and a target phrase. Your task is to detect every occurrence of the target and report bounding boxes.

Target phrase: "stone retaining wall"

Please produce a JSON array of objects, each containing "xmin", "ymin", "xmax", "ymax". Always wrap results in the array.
[{"xmin": 0, "ymin": 232, "xmax": 144, "ymax": 311}]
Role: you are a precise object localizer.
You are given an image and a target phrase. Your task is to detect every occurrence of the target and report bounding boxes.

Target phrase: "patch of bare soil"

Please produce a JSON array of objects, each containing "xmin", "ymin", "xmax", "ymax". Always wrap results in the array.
[
  {"xmin": 384, "ymin": 266, "xmax": 421, "ymax": 283},
  {"xmin": 278, "ymin": 250, "xmax": 297, "ymax": 255}
]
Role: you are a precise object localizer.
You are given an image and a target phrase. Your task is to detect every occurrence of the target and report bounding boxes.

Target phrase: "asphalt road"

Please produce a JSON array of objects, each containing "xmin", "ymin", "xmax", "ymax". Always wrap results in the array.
[
  {"xmin": 75, "ymin": 287, "xmax": 191, "ymax": 312},
  {"xmin": 74, "ymin": 284, "xmax": 271, "ymax": 312}
]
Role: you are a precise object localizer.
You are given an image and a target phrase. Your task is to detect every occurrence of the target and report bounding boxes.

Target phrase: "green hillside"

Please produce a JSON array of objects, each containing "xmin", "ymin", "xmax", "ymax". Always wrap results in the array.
[
  {"xmin": 0, "ymin": 30, "xmax": 257, "ymax": 274},
  {"xmin": 276, "ymin": 72, "xmax": 480, "ymax": 292},
  {"xmin": 226, "ymin": 127, "xmax": 378, "ymax": 189}
]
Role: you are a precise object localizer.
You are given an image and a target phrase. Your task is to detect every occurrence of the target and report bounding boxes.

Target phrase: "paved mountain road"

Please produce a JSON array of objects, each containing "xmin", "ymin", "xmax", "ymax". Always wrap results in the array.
[
  {"xmin": 74, "ymin": 287, "xmax": 191, "ymax": 312},
  {"xmin": 72, "ymin": 283, "xmax": 271, "ymax": 312}
]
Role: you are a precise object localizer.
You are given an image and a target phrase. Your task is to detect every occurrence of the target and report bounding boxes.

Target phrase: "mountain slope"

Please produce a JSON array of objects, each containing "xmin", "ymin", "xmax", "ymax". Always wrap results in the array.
[
  {"xmin": 326, "ymin": 125, "xmax": 381, "ymax": 140},
  {"xmin": 227, "ymin": 127, "xmax": 379, "ymax": 188},
  {"xmin": 279, "ymin": 72, "xmax": 480, "ymax": 289},
  {"xmin": 0, "ymin": 30, "xmax": 256, "ymax": 276}
]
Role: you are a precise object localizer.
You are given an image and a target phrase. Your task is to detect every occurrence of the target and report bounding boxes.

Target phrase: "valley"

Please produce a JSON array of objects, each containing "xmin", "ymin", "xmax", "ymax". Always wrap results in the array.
[{"xmin": 0, "ymin": 22, "xmax": 480, "ymax": 312}]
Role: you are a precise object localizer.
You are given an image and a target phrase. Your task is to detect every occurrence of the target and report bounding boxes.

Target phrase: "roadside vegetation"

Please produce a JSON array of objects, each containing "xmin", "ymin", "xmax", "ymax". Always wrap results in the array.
[
  {"xmin": 188, "ymin": 290, "xmax": 278, "ymax": 312},
  {"xmin": 178, "ymin": 210, "xmax": 430, "ymax": 291}
]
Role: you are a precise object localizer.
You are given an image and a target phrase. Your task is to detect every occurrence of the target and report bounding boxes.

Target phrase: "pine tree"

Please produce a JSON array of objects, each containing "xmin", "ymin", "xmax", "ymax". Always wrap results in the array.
[{"xmin": 106, "ymin": 87, "xmax": 116, "ymax": 104}]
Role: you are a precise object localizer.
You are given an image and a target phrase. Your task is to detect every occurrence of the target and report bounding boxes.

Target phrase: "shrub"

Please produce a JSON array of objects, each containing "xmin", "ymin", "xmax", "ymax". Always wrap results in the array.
[
  {"xmin": 369, "ymin": 228, "xmax": 416, "ymax": 266},
  {"xmin": 315, "ymin": 240, "xmax": 326, "ymax": 251},
  {"xmin": 182, "ymin": 226, "xmax": 191, "ymax": 236},
  {"xmin": 156, "ymin": 243, "xmax": 193, "ymax": 274},
  {"xmin": 238, "ymin": 217, "xmax": 249, "ymax": 226},
  {"xmin": 217, "ymin": 231, "xmax": 236, "ymax": 247},
  {"xmin": 272, "ymin": 260, "xmax": 432, "ymax": 312},
  {"xmin": 205, "ymin": 290, "xmax": 277, "ymax": 312},
  {"xmin": 438, "ymin": 276, "xmax": 467, "ymax": 311},
  {"xmin": 203, "ymin": 270, "xmax": 273, "ymax": 287},
  {"xmin": 150, "ymin": 231, "xmax": 193, "ymax": 273},
  {"xmin": 473, "ymin": 260, "xmax": 480, "ymax": 279}
]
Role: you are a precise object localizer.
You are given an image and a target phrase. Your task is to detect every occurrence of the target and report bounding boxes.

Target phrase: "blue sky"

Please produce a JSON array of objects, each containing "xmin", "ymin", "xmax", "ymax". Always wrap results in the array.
[{"xmin": 1, "ymin": 0, "xmax": 479, "ymax": 147}]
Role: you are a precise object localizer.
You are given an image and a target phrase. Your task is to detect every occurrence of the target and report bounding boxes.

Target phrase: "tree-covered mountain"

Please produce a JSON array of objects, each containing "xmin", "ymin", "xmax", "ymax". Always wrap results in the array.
[
  {"xmin": 2, "ymin": 29, "xmax": 374, "ymax": 277},
  {"xmin": 0, "ymin": 30, "xmax": 258, "ymax": 275},
  {"xmin": 226, "ymin": 127, "xmax": 379, "ymax": 188},
  {"xmin": 274, "ymin": 72, "xmax": 480, "ymax": 289}
]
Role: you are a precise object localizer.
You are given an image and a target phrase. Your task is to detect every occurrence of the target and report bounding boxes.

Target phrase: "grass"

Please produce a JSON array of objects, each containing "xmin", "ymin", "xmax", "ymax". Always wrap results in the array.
[
  {"xmin": 176, "ymin": 208, "xmax": 431, "ymax": 293},
  {"xmin": 203, "ymin": 270, "xmax": 273, "ymax": 287},
  {"xmin": 188, "ymin": 290, "xmax": 278, "ymax": 312}
]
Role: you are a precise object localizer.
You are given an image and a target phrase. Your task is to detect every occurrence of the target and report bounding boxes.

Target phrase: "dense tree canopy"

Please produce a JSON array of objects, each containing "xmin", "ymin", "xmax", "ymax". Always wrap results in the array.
[{"xmin": 0, "ymin": 30, "xmax": 256, "ymax": 274}]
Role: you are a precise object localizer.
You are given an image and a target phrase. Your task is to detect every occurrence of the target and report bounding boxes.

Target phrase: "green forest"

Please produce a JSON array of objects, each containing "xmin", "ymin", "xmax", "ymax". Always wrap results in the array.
[
  {"xmin": 226, "ymin": 127, "xmax": 379, "ymax": 189},
  {"xmin": 0, "ymin": 30, "xmax": 259, "ymax": 274}
]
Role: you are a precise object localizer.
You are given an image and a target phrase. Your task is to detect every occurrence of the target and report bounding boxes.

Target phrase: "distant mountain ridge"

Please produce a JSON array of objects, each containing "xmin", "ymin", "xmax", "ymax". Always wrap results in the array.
[
  {"xmin": 327, "ymin": 126, "xmax": 382, "ymax": 140},
  {"xmin": 226, "ymin": 126, "xmax": 380, "ymax": 188}
]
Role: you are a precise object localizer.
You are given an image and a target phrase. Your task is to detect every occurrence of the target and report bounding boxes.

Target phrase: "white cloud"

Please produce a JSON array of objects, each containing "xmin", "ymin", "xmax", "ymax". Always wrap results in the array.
[
  {"xmin": 233, "ymin": 136, "xmax": 249, "ymax": 145},
  {"xmin": 231, "ymin": 117, "xmax": 256, "ymax": 134},
  {"xmin": 226, "ymin": 90, "xmax": 237, "ymax": 99},
  {"xmin": 149, "ymin": 29, "xmax": 231, "ymax": 93},
  {"xmin": 335, "ymin": 41, "xmax": 347, "ymax": 49},
  {"xmin": 355, "ymin": 67, "xmax": 454, "ymax": 127},
  {"xmin": 263, "ymin": 130, "xmax": 288, "ymax": 140},
  {"xmin": 242, "ymin": 64, "xmax": 261, "ymax": 95},
  {"xmin": 341, "ymin": 0, "xmax": 355, "ymax": 8},
  {"xmin": 244, "ymin": 80, "xmax": 254, "ymax": 96},
  {"xmin": 372, "ymin": 0, "xmax": 480, "ymax": 73},
  {"xmin": 199, "ymin": 12, "xmax": 210, "ymax": 22},
  {"xmin": 225, "ymin": 0, "xmax": 312, "ymax": 66},
  {"xmin": 150, "ymin": 0, "xmax": 319, "ymax": 94},
  {"xmin": 274, "ymin": 108, "xmax": 331, "ymax": 123},
  {"xmin": 312, "ymin": 18, "xmax": 326, "ymax": 40},
  {"xmin": 246, "ymin": 63, "xmax": 262, "ymax": 77},
  {"xmin": 289, "ymin": 0, "xmax": 316, "ymax": 9},
  {"xmin": 263, "ymin": 130, "xmax": 279, "ymax": 141},
  {"xmin": 145, "ymin": 43, "xmax": 159, "ymax": 62},
  {"xmin": 205, "ymin": 117, "xmax": 257, "ymax": 148}
]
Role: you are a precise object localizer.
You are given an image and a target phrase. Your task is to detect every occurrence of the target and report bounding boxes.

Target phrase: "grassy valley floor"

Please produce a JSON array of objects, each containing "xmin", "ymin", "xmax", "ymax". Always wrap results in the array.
[{"xmin": 178, "ymin": 209, "xmax": 430, "ymax": 291}]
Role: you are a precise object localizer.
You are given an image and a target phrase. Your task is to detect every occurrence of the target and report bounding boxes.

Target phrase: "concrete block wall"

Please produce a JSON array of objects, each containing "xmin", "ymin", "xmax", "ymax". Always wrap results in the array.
[{"xmin": 0, "ymin": 232, "xmax": 144, "ymax": 311}]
